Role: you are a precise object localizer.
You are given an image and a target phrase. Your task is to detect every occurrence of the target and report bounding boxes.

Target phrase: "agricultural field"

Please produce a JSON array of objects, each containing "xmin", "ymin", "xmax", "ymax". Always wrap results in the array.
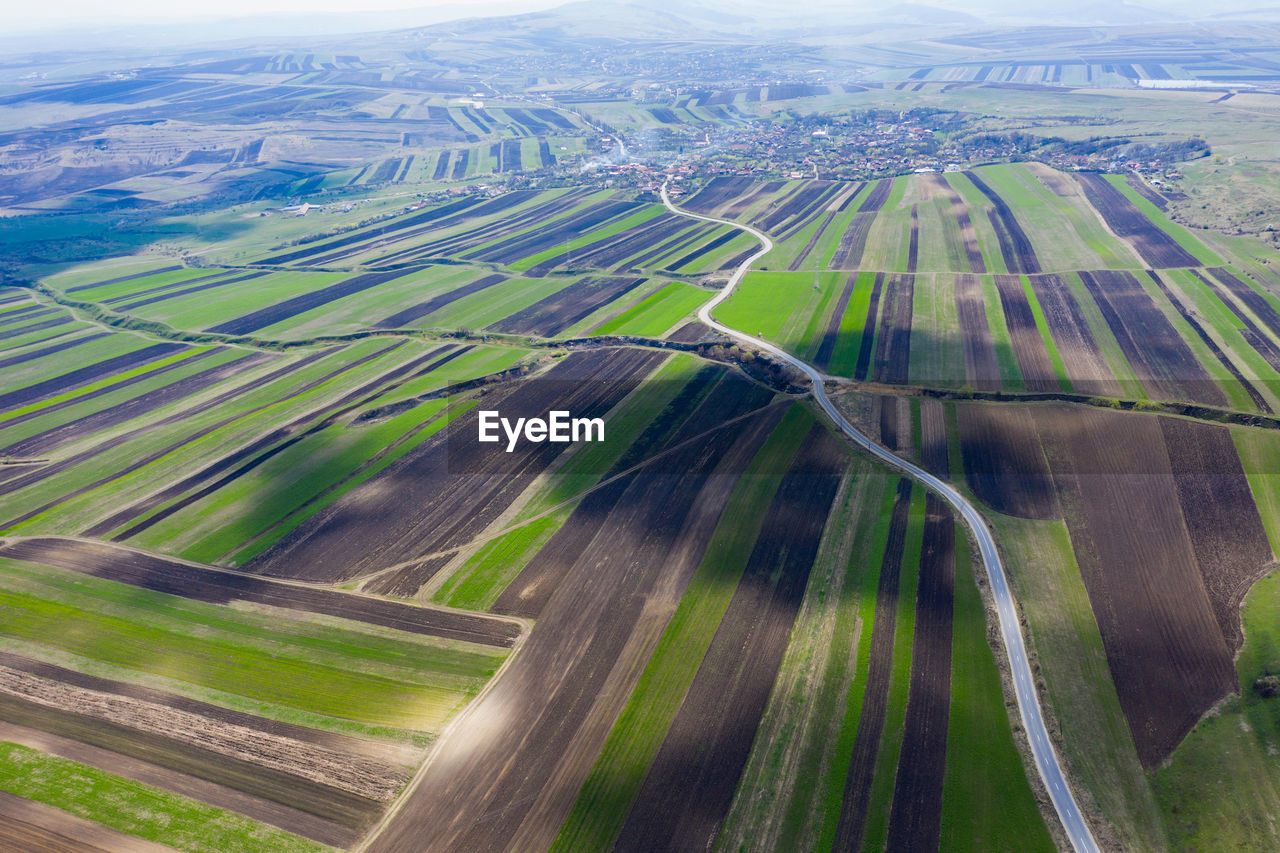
[
  {"xmin": 711, "ymin": 162, "xmax": 1280, "ymax": 413},
  {"xmin": 0, "ymin": 213, "xmax": 1053, "ymax": 850},
  {"xmin": 910, "ymin": 394, "xmax": 1280, "ymax": 850},
  {"xmin": 1, "ymin": 251, "xmax": 1058, "ymax": 852},
  {"xmin": 10, "ymin": 6, "xmax": 1280, "ymax": 852}
]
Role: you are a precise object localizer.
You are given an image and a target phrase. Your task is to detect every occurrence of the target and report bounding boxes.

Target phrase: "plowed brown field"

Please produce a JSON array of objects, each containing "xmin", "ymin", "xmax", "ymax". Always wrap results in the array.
[
  {"xmin": 1160, "ymin": 417, "xmax": 1274, "ymax": 649},
  {"xmin": 956, "ymin": 403, "xmax": 1059, "ymax": 520},
  {"xmin": 1027, "ymin": 274, "xmax": 1120, "ymax": 396},
  {"xmin": 1034, "ymin": 406, "xmax": 1236, "ymax": 765},
  {"xmin": 1078, "ymin": 270, "xmax": 1224, "ymax": 406},
  {"xmin": 954, "ymin": 274, "xmax": 1002, "ymax": 392}
]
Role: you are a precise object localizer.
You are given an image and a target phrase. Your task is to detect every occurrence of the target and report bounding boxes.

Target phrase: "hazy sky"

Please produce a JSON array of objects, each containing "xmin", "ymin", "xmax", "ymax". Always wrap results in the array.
[{"xmin": 9, "ymin": 0, "xmax": 561, "ymax": 29}]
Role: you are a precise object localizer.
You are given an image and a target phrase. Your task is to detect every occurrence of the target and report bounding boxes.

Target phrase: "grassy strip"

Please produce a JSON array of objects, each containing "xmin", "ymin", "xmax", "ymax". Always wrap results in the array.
[
  {"xmin": 981, "ymin": 164, "xmax": 1130, "ymax": 271},
  {"xmin": 939, "ymin": 527, "xmax": 1054, "ymax": 852},
  {"xmin": 0, "ymin": 333, "xmax": 151, "ymax": 396},
  {"xmin": 1134, "ymin": 270, "xmax": 1257, "ymax": 412},
  {"xmin": 943, "ymin": 172, "xmax": 1009, "ymax": 275},
  {"xmin": 141, "ymin": 347, "xmax": 525, "ymax": 557},
  {"xmin": 0, "ymin": 742, "xmax": 332, "ymax": 853},
  {"xmin": 590, "ymin": 282, "xmax": 708, "ymax": 337},
  {"xmin": 436, "ymin": 357, "xmax": 727, "ymax": 607},
  {"xmin": 554, "ymin": 281, "xmax": 664, "ymax": 340},
  {"xmin": 808, "ymin": 476, "xmax": 899, "ymax": 848},
  {"xmin": 432, "ymin": 512, "xmax": 565, "ymax": 610},
  {"xmin": 136, "ymin": 397, "xmax": 455, "ymax": 561},
  {"xmin": 508, "ymin": 206, "xmax": 664, "ymax": 271},
  {"xmin": 228, "ymin": 399, "xmax": 475, "ymax": 565},
  {"xmin": 511, "ymin": 353, "xmax": 694, "ymax": 518},
  {"xmin": 9, "ymin": 340, "xmax": 418, "ymax": 536},
  {"xmin": 817, "ymin": 185, "xmax": 870, "ymax": 269},
  {"xmin": 719, "ymin": 470, "xmax": 896, "ymax": 850},
  {"xmin": 1167, "ymin": 269, "xmax": 1280, "ymax": 393},
  {"xmin": 978, "ymin": 275, "xmax": 1025, "ymax": 391},
  {"xmin": 858, "ymin": 483, "xmax": 926, "ymax": 852},
  {"xmin": 3, "ymin": 346, "xmax": 212, "ymax": 421},
  {"xmin": 1020, "ymin": 274, "xmax": 1073, "ymax": 391},
  {"xmin": 427, "ymin": 276, "xmax": 569, "ymax": 331},
  {"xmin": 0, "ymin": 347, "xmax": 253, "ymax": 450},
  {"xmin": 795, "ymin": 271, "xmax": 849, "ymax": 363},
  {"xmin": 909, "ymin": 273, "xmax": 966, "ymax": 388},
  {"xmin": 0, "ymin": 558, "xmax": 493, "ymax": 730},
  {"xmin": 717, "ymin": 270, "xmax": 845, "ymax": 358},
  {"xmin": 1234, "ymin": 428, "xmax": 1280, "ymax": 556},
  {"xmin": 54, "ymin": 267, "xmax": 212, "ymax": 303},
  {"xmin": 360, "ymin": 346, "xmax": 528, "ymax": 409},
  {"xmin": 1061, "ymin": 270, "xmax": 1147, "ymax": 399},
  {"xmin": 133, "ymin": 270, "xmax": 349, "ymax": 332},
  {"xmin": 0, "ymin": 637, "xmax": 430, "ymax": 746},
  {"xmin": 0, "ymin": 557, "xmax": 501, "ymax": 683},
  {"xmin": 549, "ymin": 403, "xmax": 813, "ymax": 852},
  {"xmin": 827, "ymin": 271, "xmax": 876, "ymax": 378}
]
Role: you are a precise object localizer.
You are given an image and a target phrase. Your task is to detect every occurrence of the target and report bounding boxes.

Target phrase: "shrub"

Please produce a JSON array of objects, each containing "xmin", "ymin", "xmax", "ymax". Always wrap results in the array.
[{"xmin": 1252, "ymin": 673, "xmax": 1280, "ymax": 698}]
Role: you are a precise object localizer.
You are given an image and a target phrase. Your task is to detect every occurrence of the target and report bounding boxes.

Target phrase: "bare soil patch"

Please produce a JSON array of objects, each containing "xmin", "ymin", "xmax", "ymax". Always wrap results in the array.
[{"xmin": 956, "ymin": 403, "xmax": 1059, "ymax": 520}]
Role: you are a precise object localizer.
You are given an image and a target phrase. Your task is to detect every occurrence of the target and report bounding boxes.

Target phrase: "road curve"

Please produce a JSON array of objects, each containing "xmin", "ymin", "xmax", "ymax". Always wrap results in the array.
[{"xmin": 662, "ymin": 181, "xmax": 1100, "ymax": 853}]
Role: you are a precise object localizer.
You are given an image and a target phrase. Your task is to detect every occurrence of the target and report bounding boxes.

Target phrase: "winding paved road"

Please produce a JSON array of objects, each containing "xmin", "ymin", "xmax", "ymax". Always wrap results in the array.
[{"xmin": 662, "ymin": 181, "xmax": 1100, "ymax": 853}]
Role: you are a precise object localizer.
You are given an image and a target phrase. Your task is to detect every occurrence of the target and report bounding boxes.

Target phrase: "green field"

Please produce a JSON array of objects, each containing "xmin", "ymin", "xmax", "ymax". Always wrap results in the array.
[
  {"xmin": 0, "ymin": 743, "xmax": 330, "ymax": 853},
  {"xmin": 590, "ymin": 281, "xmax": 708, "ymax": 336},
  {"xmin": 0, "ymin": 557, "xmax": 506, "ymax": 733}
]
